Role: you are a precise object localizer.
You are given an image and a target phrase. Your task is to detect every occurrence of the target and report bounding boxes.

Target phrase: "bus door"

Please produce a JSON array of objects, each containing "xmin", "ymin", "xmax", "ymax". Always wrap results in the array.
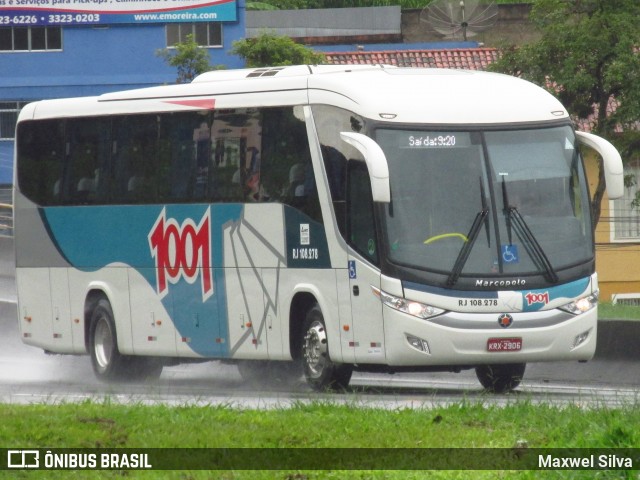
[
  {"xmin": 346, "ymin": 162, "xmax": 386, "ymax": 364},
  {"xmin": 19, "ymin": 268, "xmax": 84, "ymax": 354},
  {"xmin": 16, "ymin": 269, "xmax": 53, "ymax": 350},
  {"xmin": 129, "ymin": 268, "xmax": 177, "ymax": 356},
  {"xmin": 225, "ymin": 266, "xmax": 269, "ymax": 359},
  {"xmin": 171, "ymin": 282, "xmax": 224, "ymax": 358},
  {"xmin": 49, "ymin": 268, "xmax": 74, "ymax": 351}
]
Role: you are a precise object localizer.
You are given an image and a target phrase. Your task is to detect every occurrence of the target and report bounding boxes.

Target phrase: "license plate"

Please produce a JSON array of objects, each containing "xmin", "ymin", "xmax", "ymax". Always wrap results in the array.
[{"xmin": 487, "ymin": 337, "xmax": 522, "ymax": 352}]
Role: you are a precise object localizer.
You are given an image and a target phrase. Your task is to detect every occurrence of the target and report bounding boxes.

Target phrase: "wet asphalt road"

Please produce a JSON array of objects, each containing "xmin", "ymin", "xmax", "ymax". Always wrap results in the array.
[{"xmin": 2, "ymin": 297, "xmax": 640, "ymax": 408}]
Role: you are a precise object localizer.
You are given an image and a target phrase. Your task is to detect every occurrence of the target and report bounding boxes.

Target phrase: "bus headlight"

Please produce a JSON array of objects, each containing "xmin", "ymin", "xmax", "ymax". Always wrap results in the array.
[
  {"xmin": 559, "ymin": 291, "xmax": 598, "ymax": 315},
  {"xmin": 372, "ymin": 287, "xmax": 445, "ymax": 320}
]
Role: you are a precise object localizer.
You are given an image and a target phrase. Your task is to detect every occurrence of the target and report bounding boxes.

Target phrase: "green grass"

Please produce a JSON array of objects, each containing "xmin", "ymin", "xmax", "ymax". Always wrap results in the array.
[
  {"xmin": 1, "ymin": 401, "xmax": 639, "ymax": 478},
  {"xmin": 598, "ymin": 302, "xmax": 640, "ymax": 321}
]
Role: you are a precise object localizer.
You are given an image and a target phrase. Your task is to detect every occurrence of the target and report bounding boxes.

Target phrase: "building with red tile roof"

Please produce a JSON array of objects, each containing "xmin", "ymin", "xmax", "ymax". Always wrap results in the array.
[{"xmin": 324, "ymin": 47, "xmax": 499, "ymax": 70}]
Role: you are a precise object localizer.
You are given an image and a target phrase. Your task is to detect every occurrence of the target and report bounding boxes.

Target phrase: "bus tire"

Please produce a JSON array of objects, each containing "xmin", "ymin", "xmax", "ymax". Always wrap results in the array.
[
  {"xmin": 89, "ymin": 298, "xmax": 163, "ymax": 382},
  {"xmin": 475, "ymin": 363, "xmax": 526, "ymax": 393},
  {"xmin": 301, "ymin": 305, "xmax": 352, "ymax": 392}
]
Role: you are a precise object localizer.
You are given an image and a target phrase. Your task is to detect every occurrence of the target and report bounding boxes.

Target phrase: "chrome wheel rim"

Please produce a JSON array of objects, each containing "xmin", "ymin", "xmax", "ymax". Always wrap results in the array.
[
  {"xmin": 94, "ymin": 316, "xmax": 113, "ymax": 373},
  {"xmin": 303, "ymin": 319, "xmax": 327, "ymax": 379}
]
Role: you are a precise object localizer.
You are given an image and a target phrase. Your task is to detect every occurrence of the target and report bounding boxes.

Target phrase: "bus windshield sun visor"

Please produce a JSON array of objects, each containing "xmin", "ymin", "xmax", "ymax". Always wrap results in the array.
[{"xmin": 340, "ymin": 132, "xmax": 390, "ymax": 203}]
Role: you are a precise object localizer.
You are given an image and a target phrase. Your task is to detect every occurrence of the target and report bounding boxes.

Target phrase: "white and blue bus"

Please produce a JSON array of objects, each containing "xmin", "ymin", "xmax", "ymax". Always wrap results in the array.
[{"xmin": 14, "ymin": 65, "xmax": 623, "ymax": 392}]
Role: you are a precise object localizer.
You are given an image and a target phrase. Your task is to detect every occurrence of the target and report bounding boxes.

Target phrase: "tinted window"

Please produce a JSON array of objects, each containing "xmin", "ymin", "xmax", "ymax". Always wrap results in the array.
[
  {"xmin": 311, "ymin": 105, "xmax": 366, "ymax": 236},
  {"xmin": 348, "ymin": 162, "xmax": 378, "ymax": 265},
  {"xmin": 17, "ymin": 120, "xmax": 65, "ymax": 205},
  {"xmin": 17, "ymin": 107, "xmax": 321, "ymax": 222}
]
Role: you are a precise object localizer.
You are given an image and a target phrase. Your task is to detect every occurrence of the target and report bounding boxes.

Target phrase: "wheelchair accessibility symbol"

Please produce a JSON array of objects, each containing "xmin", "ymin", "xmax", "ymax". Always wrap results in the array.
[
  {"xmin": 348, "ymin": 260, "xmax": 357, "ymax": 279},
  {"xmin": 501, "ymin": 244, "xmax": 519, "ymax": 264}
]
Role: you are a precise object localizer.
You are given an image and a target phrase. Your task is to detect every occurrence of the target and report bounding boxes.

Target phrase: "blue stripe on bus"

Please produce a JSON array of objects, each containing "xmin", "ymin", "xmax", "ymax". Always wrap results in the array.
[
  {"xmin": 40, "ymin": 202, "xmax": 332, "ymax": 357},
  {"xmin": 42, "ymin": 203, "xmax": 243, "ymax": 357},
  {"xmin": 404, "ymin": 277, "xmax": 591, "ymax": 312}
]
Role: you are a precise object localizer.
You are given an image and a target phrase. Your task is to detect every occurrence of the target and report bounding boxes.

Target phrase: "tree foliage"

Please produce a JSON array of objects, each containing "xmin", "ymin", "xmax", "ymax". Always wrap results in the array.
[
  {"xmin": 231, "ymin": 32, "xmax": 325, "ymax": 67},
  {"xmin": 156, "ymin": 34, "xmax": 215, "ymax": 83},
  {"xmin": 488, "ymin": 0, "xmax": 640, "ymax": 226}
]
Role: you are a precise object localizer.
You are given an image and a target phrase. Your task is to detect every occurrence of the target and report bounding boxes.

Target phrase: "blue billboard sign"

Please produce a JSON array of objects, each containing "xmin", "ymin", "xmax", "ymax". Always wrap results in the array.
[{"xmin": 0, "ymin": 0, "xmax": 237, "ymax": 26}]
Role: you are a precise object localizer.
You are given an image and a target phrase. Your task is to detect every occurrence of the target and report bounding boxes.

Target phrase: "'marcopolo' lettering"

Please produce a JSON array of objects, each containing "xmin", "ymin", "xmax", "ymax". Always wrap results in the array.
[{"xmin": 475, "ymin": 278, "xmax": 526, "ymax": 288}]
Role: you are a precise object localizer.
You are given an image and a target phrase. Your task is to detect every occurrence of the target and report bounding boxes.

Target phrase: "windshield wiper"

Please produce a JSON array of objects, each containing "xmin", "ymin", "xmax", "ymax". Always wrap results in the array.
[
  {"xmin": 447, "ymin": 178, "xmax": 489, "ymax": 287},
  {"xmin": 480, "ymin": 178, "xmax": 491, "ymax": 247},
  {"xmin": 500, "ymin": 175, "xmax": 514, "ymax": 246},
  {"xmin": 501, "ymin": 176, "xmax": 559, "ymax": 284},
  {"xmin": 507, "ymin": 207, "xmax": 559, "ymax": 283}
]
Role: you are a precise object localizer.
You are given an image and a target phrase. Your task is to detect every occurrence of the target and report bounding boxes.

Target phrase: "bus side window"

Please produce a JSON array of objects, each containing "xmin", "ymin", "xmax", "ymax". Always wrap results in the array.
[
  {"xmin": 65, "ymin": 119, "xmax": 110, "ymax": 205},
  {"xmin": 261, "ymin": 107, "xmax": 322, "ymax": 222},
  {"xmin": 311, "ymin": 105, "xmax": 365, "ymax": 238},
  {"xmin": 159, "ymin": 112, "xmax": 199, "ymax": 202},
  {"xmin": 347, "ymin": 161, "xmax": 378, "ymax": 265},
  {"xmin": 17, "ymin": 119, "xmax": 65, "ymax": 206},
  {"xmin": 207, "ymin": 109, "xmax": 259, "ymax": 203},
  {"xmin": 285, "ymin": 163, "xmax": 306, "ymax": 207},
  {"xmin": 321, "ymin": 145, "xmax": 347, "ymax": 234},
  {"xmin": 113, "ymin": 115, "xmax": 160, "ymax": 204}
]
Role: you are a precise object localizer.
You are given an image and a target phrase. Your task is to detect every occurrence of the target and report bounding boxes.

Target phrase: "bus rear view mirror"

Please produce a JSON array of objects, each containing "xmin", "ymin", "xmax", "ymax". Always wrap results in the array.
[
  {"xmin": 340, "ymin": 132, "xmax": 391, "ymax": 203},
  {"xmin": 575, "ymin": 131, "xmax": 624, "ymax": 200}
]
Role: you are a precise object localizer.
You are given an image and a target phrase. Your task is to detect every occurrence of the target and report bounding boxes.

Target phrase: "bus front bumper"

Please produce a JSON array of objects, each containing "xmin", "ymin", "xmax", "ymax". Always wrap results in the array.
[{"xmin": 382, "ymin": 306, "xmax": 597, "ymax": 367}]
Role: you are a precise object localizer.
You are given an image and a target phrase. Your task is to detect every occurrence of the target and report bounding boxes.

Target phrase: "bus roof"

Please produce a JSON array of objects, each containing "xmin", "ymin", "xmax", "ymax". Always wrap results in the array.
[{"xmin": 20, "ymin": 64, "xmax": 569, "ymax": 126}]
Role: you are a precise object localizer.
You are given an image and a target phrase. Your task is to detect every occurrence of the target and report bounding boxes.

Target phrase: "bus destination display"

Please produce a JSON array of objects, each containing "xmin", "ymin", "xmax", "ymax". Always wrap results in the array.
[{"xmin": 401, "ymin": 132, "xmax": 471, "ymax": 148}]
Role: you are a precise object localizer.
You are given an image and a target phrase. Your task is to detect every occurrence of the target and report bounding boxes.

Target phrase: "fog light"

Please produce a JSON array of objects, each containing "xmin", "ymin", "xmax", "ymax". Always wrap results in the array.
[
  {"xmin": 571, "ymin": 328, "xmax": 592, "ymax": 350},
  {"xmin": 406, "ymin": 334, "xmax": 430, "ymax": 354}
]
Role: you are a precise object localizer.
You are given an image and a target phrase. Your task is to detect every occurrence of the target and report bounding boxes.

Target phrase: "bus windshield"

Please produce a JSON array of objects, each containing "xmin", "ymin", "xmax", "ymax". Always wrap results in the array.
[{"xmin": 375, "ymin": 125, "xmax": 593, "ymax": 283}]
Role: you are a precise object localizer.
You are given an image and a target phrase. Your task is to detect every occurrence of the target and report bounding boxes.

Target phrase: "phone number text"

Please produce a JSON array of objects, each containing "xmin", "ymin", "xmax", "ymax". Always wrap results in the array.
[{"xmin": 0, "ymin": 14, "xmax": 101, "ymax": 25}]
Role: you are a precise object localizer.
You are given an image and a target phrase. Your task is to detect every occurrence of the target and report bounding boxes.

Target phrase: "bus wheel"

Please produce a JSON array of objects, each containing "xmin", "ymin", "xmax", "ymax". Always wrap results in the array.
[
  {"xmin": 475, "ymin": 363, "xmax": 526, "ymax": 393},
  {"xmin": 89, "ymin": 298, "xmax": 163, "ymax": 382},
  {"xmin": 301, "ymin": 305, "xmax": 352, "ymax": 392}
]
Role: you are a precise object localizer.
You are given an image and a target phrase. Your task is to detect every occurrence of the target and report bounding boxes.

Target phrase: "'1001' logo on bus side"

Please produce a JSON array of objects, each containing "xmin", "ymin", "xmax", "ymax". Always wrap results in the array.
[{"xmin": 148, "ymin": 207, "xmax": 213, "ymax": 301}]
